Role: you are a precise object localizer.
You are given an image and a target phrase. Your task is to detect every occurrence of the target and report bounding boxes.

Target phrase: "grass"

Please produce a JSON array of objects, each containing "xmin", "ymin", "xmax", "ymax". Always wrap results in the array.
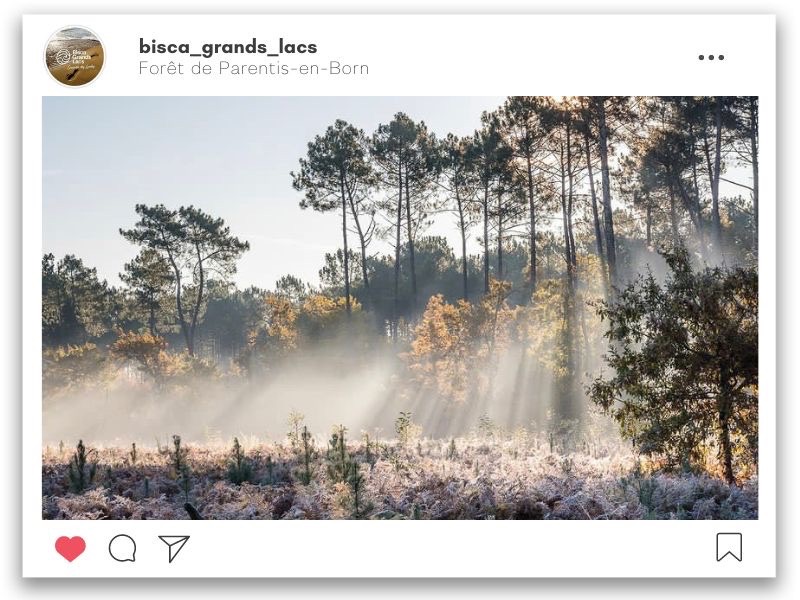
[{"xmin": 41, "ymin": 430, "xmax": 758, "ymax": 520}]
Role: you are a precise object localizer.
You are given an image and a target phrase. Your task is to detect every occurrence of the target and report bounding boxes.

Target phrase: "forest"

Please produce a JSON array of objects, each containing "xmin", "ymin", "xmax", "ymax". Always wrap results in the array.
[{"xmin": 42, "ymin": 96, "xmax": 759, "ymax": 520}]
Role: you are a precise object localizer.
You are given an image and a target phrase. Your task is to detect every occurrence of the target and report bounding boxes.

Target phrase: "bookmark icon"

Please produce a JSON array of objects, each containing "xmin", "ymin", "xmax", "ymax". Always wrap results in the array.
[{"xmin": 158, "ymin": 535, "xmax": 190, "ymax": 563}]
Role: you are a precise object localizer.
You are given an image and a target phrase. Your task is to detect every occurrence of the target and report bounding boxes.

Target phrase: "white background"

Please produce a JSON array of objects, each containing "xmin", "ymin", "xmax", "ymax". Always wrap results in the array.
[
  {"xmin": 19, "ymin": 12, "xmax": 777, "ymax": 580},
  {"xmin": 2, "ymin": 0, "xmax": 798, "ymax": 598}
]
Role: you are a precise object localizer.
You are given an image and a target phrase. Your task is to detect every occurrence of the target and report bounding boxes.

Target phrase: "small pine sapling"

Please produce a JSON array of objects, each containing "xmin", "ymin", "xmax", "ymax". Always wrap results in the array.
[
  {"xmin": 395, "ymin": 411, "xmax": 420, "ymax": 449},
  {"xmin": 447, "ymin": 438, "xmax": 457, "ymax": 460},
  {"xmin": 348, "ymin": 461, "xmax": 365, "ymax": 518},
  {"xmin": 297, "ymin": 425, "xmax": 313, "ymax": 485},
  {"xmin": 227, "ymin": 437, "xmax": 254, "ymax": 485},
  {"xmin": 286, "ymin": 410, "xmax": 305, "ymax": 451},
  {"xmin": 129, "ymin": 442, "xmax": 137, "ymax": 465},
  {"xmin": 67, "ymin": 439, "xmax": 97, "ymax": 493},
  {"xmin": 170, "ymin": 434, "xmax": 187, "ymax": 475},
  {"xmin": 265, "ymin": 455, "xmax": 275, "ymax": 485},
  {"xmin": 179, "ymin": 465, "xmax": 192, "ymax": 503},
  {"xmin": 363, "ymin": 433, "xmax": 377, "ymax": 468},
  {"xmin": 326, "ymin": 425, "xmax": 350, "ymax": 483}
]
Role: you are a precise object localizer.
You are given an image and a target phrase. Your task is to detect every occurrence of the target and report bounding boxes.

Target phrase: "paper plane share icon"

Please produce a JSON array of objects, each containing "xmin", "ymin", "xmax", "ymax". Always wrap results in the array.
[{"xmin": 158, "ymin": 535, "xmax": 190, "ymax": 563}]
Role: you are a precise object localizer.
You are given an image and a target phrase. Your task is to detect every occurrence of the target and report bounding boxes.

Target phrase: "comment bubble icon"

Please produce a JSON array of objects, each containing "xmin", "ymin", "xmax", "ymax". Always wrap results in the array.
[{"xmin": 108, "ymin": 534, "xmax": 137, "ymax": 562}]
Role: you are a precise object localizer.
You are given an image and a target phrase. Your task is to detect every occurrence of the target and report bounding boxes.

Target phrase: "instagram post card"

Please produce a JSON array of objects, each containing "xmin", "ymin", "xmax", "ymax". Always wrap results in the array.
[{"xmin": 21, "ymin": 14, "xmax": 775, "ymax": 578}]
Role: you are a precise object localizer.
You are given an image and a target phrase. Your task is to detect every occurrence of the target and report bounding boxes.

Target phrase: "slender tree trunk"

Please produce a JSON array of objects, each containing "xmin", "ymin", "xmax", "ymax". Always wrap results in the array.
[
  {"xmin": 392, "ymin": 163, "xmax": 402, "ymax": 340},
  {"xmin": 405, "ymin": 177, "xmax": 417, "ymax": 310},
  {"xmin": 718, "ymin": 374, "xmax": 736, "ymax": 485},
  {"xmin": 688, "ymin": 117, "xmax": 706, "ymax": 255},
  {"xmin": 148, "ymin": 303, "xmax": 156, "ymax": 336},
  {"xmin": 646, "ymin": 204, "xmax": 652, "ymax": 247},
  {"xmin": 669, "ymin": 183, "xmax": 680, "ymax": 243},
  {"xmin": 339, "ymin": 175, "xmax": 352, "ymax": 316},
  {"xmin": 584, "ymin": 129, "xmax": 605, "ymax": 263},
  {"xmin": 560, "ymin": 144, "xmax": 573, "ymax": 278},
  {"xmin": 710, "ymin": 97, "xmax": 723, "ymax": 252},
  {"xmin": 346, "ymin": 188, "xmax": 370, "ymax": 291},
  {"xmin": 497, "ymin": 191, "xmax": 504, "ymax": 280},
  {"xmin": 188, "ymin": 250, "xmax": 204, "ymax": 357},
  {"xmin": 483, "ymin": 183, "xmax": 490, "ymax": 294},
  {"xmin": 525, "ymin": 155, "xmax": 537, "ymax": 295},
  {"xmin": 749, "ymin": 97, "xmax": 759, "ymax": 231},
  {"xmin": 566, "ymin": 124, "xmax": 577, "ymax": 271},
  {"xmin": 164, "ymin": 245, "xmax": 191, "ymax": 355},
  {"xmin": 597, "ymin": 99, "xmax": 617, "ymax": 284},
  {"xmin": 456, "ymin": 189, "xmax": 469, "ymax": 301},
  {"xmin": 559, "ymin": 286, "xmax": 577, "ymax": 419}
]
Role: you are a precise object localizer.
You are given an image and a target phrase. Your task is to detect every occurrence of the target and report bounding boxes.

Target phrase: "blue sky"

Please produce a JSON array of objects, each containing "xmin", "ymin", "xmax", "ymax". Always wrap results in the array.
[{"xmin": 43, "ymin": 96, "xmax": 504, "ymax": 289}]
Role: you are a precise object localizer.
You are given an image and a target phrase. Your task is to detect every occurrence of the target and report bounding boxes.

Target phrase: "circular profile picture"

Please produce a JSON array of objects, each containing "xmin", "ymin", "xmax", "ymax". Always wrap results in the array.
[{"xmin": 44, "ymin": 26, "xmax": 104, "ymax": 86}]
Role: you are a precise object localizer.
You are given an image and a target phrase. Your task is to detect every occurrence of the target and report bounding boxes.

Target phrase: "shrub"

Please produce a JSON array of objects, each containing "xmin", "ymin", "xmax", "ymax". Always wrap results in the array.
[
  {"xmin": 67, "ymin": 439, "xmax": 97, "ymax": 493},
  {"xmin": 227, "ymin": 437, "xmax": 254, "ymax": 485}
]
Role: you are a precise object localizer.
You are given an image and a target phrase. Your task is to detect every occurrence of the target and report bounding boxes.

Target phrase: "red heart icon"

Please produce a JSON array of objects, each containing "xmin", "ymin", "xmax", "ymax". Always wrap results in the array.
[{"xmin": 55, "ymin": 536, "xmax": 86, "ymax": 562}]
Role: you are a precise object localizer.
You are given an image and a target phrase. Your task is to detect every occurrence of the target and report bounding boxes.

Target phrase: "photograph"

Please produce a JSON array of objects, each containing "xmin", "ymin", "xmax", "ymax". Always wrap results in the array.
[{"xmin": 40, "ymin": 95, "xmax": 760, "ymax": 521}]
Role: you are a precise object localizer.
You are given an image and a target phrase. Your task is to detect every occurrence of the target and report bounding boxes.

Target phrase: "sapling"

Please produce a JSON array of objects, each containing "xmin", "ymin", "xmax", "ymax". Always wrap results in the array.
[
  {"xmin": 363, "ymin": 433, "xmax": 372, "ymax": 465},
  {"xmin": 348, "ymin": 461, "xmax": 365, "ymax": 518},
  {"xmin": 265, "ymin": 455, "xmax": 275, "ymax": 485},
  {"xmin": 447, "ymin": 438, "xmax": 457, "ymax": 460},
  {"xmin": 298, "ymin": 425, "xmax": 313, "ymax": 485},
  {"xmin": 287, "ymin": 410, "xmax": 305, "ymax": 451},
  {"xmin": 395, "ymin": 411, "xmax": 420, "ymax": 449},
  {"xmin": 326, "ymin": 425, "xmax": 349, "ymax": 483},
  {"xmin": 129, "ymin": 442, "xmax": 137, "ymax": 465},
  {"xmin": 171, "ymin": 434, "xmax": 186, "ymax": 475},
  {"xmin": 179, "ymin": 465, "xmax": 192, "ymax": 503},
  {"xmin": 227, "ymin": 437, "xmax": 253, "ymax": 485},
  {"xmin": 67, "ymin": 439, "xmax": 97, "ymax": 493}
]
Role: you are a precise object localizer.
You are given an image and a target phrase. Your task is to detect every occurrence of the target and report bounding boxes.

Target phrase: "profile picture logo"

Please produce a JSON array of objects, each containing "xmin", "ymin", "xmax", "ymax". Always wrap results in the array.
[{"xmin": 45, "ymin": 26, "xmax": 104, "ymax": 86}]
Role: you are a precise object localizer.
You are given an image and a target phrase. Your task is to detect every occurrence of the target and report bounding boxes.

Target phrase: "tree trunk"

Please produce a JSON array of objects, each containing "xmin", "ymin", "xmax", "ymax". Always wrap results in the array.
[
  {"xmin": 189, "ymin": 242, "xmax": 205, "ymax": 353},
  {"xmin": 392, "ymin": 163, "xmax": 402, "ymax": 340},
  {"xmin": 456, "ymin": 189, "xmax": 469, "ymax": 301},
  {"xmin": 688, "ymin": 115, "xmax": 706, "ymax": 255},
  {"xmin": 339, "ymin": 175, "xmax": 352, "ymax": 316},
  {"xmin": 525, "ymin": 155, "xmax": 537, "ymax": 295},
  {"xmin": 718, "ymin": 376, "xmax": 736, "ymax": 485},
  {"xmin": 483, "ymin": 183, "xmax": 490, "ymax": 294},
  {"xmin": 560, "ymin": 144, "xmax": 573, "ymax": 278},
  {"xmin": 597, "ymin": 99, "xmax": 617, "ymax": 284},
  {"xmin": 405, "ymin": 176, "xmax": 418, "ymax": 310},
  {"xmin": 346, "ymin": 187, "xmax": 370, "ymax": 291},
  {"xmin": 566, "ymin": 123, "xmax": 577, "ymax": 272},
  {"xmin": 584, "ymin": 129, "xmax": 605, "ymax": 262},
  {"xmin": 497, "ymin": 191, "xmax": 504, "ymax": 280},
  {"xmin": 669, "ymin": 183, "xmax": 680, "ymax": 243},
  {"xmin": 749, "ymin": 97, "xmax": 759, "ymax": 231},
  {"xmin": 710, "ymin": 96, "xmax": 723, "ymax": 252},
  {"xmin": 148, "ymin": 303, "xmax": 156, "ymax": 336},
  {"xmin": 165, "ymin": 246, "xmax": 191, "ymax": 355}
]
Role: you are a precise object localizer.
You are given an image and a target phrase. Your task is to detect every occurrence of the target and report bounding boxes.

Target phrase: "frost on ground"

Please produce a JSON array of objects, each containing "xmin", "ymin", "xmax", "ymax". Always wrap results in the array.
[{"xmin": 42, "ymin": 434, "xmax": 758, "ymax": 520}]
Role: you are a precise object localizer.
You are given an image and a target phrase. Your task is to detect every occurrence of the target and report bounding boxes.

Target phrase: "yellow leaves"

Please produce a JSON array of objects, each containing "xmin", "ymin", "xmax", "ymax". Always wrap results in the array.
[
  {"xmin": 109, "ymin": 330, "xmax": 214, "ymax": 385},
  {"xmin": 244, "ymin": 292, "xmax": 361, "ymax": 369},
  {"xmin": 260, "ymin": 293, "xmax": 298, "ymax": 351},
  {"xmin": 301, "ymin": 294, "xmax": 360, "ymax": 328},
  {"xmin": 110, "ymin": 330, "xmax": 166, "ymax": 361},
  {"xmin": 406, "ymin": 281, "xmax": 516, "ymax": 404},
  {"xmin": 43, "ymin": 342, "xmax": 108, "ymax": 397}
]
